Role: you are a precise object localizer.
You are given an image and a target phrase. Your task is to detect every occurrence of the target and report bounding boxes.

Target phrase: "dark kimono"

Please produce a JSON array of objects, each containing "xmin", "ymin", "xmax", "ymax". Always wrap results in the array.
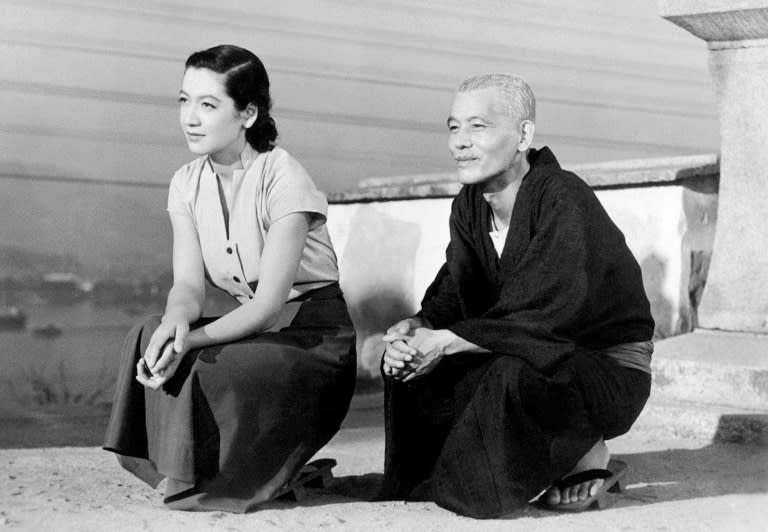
[{"xmin": 382, "ymin": 147, "xmax": 654, "ymax": 518}]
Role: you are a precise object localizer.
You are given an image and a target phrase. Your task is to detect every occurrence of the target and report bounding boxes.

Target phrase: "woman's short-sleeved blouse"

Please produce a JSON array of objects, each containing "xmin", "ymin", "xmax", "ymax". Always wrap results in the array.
[{"xmin": 167, "ymin": 145, "xmax": 339, "ymax": 304}]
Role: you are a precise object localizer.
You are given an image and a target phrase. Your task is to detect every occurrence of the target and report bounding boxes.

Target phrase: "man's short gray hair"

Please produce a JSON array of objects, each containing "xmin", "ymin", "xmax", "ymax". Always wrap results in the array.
[{"xmin": 458, "ymin": 74, "xmax": 536, "ymax": 122}]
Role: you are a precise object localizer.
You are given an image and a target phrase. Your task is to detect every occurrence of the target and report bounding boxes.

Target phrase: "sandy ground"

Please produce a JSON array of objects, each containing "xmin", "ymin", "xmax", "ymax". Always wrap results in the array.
[{"xmin": 1, "ymin": 395, "xmax": 767, "ymax": 531}]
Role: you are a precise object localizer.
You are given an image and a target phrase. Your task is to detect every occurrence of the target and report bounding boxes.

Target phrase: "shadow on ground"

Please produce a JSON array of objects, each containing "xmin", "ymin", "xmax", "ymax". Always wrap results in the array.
[
  {"xmin": 2, "ymin": 394, "xmax": 766, "ymax": 520},
  {"xmin": 614, "ymin": 444, "xmax": 768, "ymax": 506},
  {"xmin": 255, "ymin": 442, "xmax": 768, "ymax": 518}
]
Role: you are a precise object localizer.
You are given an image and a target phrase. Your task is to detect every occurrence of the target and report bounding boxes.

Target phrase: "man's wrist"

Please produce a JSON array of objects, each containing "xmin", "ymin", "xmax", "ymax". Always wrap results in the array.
[
  {"xmin": 436, "ymin": 329, "xmax": 459, "ymax": 356},
  {"xmin": 439, "ymin": 329, "xmax": 488, "ymax": 355},
  {"xmin": 413, "ymin": 314, "xmax": 433, "ymax": 329},
  {"xmin": 407, "ymin": 316, "xmax": 424, "ymax": 330}
]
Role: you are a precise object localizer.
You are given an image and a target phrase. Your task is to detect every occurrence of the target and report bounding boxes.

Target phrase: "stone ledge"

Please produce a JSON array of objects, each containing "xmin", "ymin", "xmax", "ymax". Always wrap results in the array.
[
  {"xmin": 655, "ymin": 329, "xmax": 768, "ymax": 366},
  {"xmin": 660, "ymin": 1, "xmax": 768, "ymax": 42},
  {"xmin": 327, "ymin": 153, "xmax": 719, "ymax": 203},
  {"xmin": 652, "ymin": 331, "xmax": 768, "ymax": 411},
  {"xmin": 633, "ymin": 399, "xmax": 768, "ymax": 444}
]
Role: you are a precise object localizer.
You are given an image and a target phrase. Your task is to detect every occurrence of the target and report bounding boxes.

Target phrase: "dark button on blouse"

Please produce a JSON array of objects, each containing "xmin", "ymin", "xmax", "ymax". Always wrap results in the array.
[
  {"xmin": 233, "ymin": 276, "xmax": 240, "ymax": 283},
  {"xmin": 226, "ymin": 247, "xmax": 233, "ymax": 254}
]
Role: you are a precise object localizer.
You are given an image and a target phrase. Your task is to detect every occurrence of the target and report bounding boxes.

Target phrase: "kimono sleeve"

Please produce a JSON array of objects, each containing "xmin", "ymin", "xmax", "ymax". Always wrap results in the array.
[
  {"xmin": 448, "ymin": 193, "xmax": 592, "ymax": 368},
  {"xmin": 418, "ymin": 261, "xmax": 463, "ymax": 329}
]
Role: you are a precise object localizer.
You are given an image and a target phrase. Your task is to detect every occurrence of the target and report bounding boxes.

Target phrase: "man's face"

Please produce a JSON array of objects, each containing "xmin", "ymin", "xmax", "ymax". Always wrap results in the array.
[{"xmin": 447, "ymin": 88, "xmax": 522, "ymax": 186}]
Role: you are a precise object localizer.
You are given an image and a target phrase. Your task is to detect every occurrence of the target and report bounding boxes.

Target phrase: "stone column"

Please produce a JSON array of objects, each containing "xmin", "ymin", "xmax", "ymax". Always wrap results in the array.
[{"xmin": 660, "ymin": 1, "xmax": 768, "ymax": 333}]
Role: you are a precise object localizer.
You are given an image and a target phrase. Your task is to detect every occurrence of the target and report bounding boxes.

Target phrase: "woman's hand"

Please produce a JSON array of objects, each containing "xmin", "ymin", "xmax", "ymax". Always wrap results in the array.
[
  {"xmin": 143, "ymin": 315, "xmax": 189, "ymax": 371},
  {"xmin": 136, "ymin": 339, "xmax": 187, "ymax": 390},
  {"xmin": 137, "ymin": 314, "xmax": 191, "ymax": 390}
]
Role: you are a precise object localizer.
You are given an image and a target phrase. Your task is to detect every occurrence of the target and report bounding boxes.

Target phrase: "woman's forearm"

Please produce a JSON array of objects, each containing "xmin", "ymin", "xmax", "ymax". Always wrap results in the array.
[
  {"xmin": 163, "ymin": 282, "xmax": 204, "ymax": 324},
  {"xmin": 183, "ymin": 212, "xmax": 310, "ymax": 352},
  {"xmin": 186, "ymin": 298, "xmax": 281, "ymax": 350}
]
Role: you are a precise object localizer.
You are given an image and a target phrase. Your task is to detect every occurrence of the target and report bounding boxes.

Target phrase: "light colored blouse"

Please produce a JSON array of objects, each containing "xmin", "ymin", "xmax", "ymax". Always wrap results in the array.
[{"xmin": 167, "ymin": 145, "xmax": 339, "ymax": 304}]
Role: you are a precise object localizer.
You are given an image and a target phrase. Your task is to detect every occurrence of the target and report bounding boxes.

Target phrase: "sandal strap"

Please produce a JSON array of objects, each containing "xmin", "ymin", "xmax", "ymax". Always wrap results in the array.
[{"xmin": 554, "ymin": 468, "xmax": 612, "ymax": 489}]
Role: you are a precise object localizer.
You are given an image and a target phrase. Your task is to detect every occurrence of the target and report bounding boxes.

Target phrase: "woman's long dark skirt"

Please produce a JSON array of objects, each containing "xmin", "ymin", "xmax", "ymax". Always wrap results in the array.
[
  {"xmin": 381, "ymin": 350, "xmax": 651, "ymax": 519},
  {"xmin": 103, "ymin": 285, "xmax": 356, "ymax": 512}
]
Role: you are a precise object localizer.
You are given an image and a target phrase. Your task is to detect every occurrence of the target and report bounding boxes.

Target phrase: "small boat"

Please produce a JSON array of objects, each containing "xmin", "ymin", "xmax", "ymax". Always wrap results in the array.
[{"xmin": 32, "ymin": 323, "xmax": 63, "ymax": 338}]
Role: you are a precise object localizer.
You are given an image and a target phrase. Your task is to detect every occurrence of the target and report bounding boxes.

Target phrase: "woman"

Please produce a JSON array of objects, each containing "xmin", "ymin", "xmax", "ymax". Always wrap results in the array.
[{"xmin": 104, "ymin": 45, "xmax": 356, "ymax": 513}]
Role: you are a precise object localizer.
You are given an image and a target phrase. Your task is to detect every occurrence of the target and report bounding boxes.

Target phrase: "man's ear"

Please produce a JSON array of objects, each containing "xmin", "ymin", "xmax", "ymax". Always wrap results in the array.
[
  {"xmin": 518, "ymin": 120, "xmax": 535, "ymax": 152},
  {"xmin": 243, "ymin": 104, "xmax": 258, "ymax": 128}
]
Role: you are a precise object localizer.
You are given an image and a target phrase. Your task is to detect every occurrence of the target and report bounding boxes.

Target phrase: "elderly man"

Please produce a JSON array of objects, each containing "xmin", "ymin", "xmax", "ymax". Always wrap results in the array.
[{"xmin": 380, "ymin": 74, "xmax": 654, "ymax": 518}]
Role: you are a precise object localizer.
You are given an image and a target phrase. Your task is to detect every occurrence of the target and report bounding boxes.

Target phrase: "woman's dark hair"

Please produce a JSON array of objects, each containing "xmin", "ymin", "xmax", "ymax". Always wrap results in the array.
[{"xmin": 185, "ymin": 45, "xmax": 278, "ymax": 152}]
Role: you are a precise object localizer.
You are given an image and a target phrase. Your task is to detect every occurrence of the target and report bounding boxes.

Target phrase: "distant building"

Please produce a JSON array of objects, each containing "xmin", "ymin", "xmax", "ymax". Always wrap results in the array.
[
  {"xmin": 39, "ymin": 273, "xmax": 85, "ymax": 303},
  {"xmin": 90, "ymin": 277, "xmax": 167, "ymax": 307}
]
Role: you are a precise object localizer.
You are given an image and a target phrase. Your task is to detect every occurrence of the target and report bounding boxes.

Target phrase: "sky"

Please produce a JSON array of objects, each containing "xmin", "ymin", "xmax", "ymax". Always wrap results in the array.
[{"xmin": 0, "ymin": 0, "xmax": 718, "ymax": 278}]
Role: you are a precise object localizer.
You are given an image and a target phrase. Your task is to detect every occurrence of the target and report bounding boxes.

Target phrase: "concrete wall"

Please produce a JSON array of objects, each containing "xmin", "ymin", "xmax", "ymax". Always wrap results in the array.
[{"xmin": 327, "ymin": 156, "xmax": 719, "ymax": 376}]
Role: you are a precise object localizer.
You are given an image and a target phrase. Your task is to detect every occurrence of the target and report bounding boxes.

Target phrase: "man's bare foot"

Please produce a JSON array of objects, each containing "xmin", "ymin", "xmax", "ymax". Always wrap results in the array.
[{"xmin": 546, "ymin": 437, "xmax": 610, "ymax": 505}]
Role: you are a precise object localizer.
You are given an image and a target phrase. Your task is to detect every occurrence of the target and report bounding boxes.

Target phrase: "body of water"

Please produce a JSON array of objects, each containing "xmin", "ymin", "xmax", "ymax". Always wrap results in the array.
[{"xmin": 0, "ymin": 302, "xmax": 151, "ymax": 417}]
